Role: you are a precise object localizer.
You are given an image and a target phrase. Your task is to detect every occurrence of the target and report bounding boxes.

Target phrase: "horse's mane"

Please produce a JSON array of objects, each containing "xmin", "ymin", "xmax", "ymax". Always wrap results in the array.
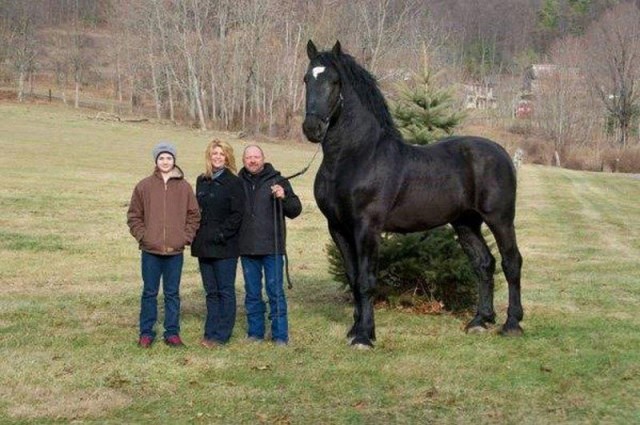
[{"xmin": 316, "ymin": 51, "xmax": 401, "ymax": 138}]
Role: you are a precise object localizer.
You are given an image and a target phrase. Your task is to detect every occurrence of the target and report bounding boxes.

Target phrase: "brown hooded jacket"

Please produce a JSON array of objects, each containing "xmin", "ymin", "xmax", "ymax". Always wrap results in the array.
[{"xmin": 127, "ymin": 165, "xmax": 200, "ymax": 255}]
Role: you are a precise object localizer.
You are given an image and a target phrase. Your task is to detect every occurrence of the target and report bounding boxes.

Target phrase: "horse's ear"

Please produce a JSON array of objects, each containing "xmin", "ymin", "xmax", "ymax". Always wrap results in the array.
[
  {"xmin": 332, "ymin": 40, "xmax": 342, "ymax": 56},
  {"xmin": 307, "ymin": 40, "xmax": 318, "ymax": 60}
]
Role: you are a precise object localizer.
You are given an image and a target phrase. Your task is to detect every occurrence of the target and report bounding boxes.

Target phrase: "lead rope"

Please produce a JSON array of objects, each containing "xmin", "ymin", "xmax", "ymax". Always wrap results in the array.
[
  {"xmin": 273, "ymin": 144, "xmax": 321, "ymax": 290},
  {"xmin": 279, "ymin": 200, "xmax": 292, "ymax": 289},
  {"xmin": 272, "ymin": 195, "xmax": 284, "ymax": 337},
  {"xmin": 281, "ymin": 145, "xmax": 321, "ymax": 181},
  {"xmin": 276, "ymin": 92, "xmax": 340, "ymax": 289},
  {"xmin": 273, "ymin": 194, "xmax": 292, "ymax": 290}
]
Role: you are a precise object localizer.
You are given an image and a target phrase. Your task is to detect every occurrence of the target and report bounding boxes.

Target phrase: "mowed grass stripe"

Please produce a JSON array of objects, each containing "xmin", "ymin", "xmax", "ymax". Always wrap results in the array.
[{"xmin": 519, "ymin": 166, "xmax": 640, "ymax": 300}]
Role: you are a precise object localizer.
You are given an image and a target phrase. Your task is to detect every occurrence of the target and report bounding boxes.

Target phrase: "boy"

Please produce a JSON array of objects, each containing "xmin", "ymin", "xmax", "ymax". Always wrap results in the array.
[{"xmin": 127, "ymin": 142, "xmax": 200, "ymax": 347}]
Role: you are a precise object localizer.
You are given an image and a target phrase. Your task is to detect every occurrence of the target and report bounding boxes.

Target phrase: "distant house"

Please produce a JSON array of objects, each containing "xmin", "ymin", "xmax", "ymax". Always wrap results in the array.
[
  {"xmin": 522, "ymin": 64, "xmax": 582, "ymax": 95},
  {"xmin": 463, "ymin": 83, "xmax": 497, "ymax": 110},
  {"xmin": 522, "ymin": 64, "xmax": 561, "ymax": 95},
  {"xmin": 517, "ymin": 64, "xmax": 582, "ymax": 118}
]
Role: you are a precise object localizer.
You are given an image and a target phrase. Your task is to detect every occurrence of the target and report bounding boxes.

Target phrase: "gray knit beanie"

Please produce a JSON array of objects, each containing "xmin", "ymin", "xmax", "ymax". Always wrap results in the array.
[{"xmin": 152, "ymin": 141, "xmax": 177, "ymax": 162}]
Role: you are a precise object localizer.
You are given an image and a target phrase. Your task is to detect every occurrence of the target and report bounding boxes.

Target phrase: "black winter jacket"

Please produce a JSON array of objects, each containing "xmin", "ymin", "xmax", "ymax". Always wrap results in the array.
[
  {"xmin": 191, "ymin": 169, "xmax": 245, "ymax": 258},
  {"xmin": 238, "ymin": 163, "xmax": 302, "ymax": 255}
]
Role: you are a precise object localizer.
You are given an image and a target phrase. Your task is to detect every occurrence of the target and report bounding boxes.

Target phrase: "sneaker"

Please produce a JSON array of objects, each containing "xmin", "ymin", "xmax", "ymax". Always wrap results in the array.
[
  {"xmin": 273, "ymin": 339, "xmax": 288, "ymax": 346},
  {"xmin": 246, "ymin": 336, "xmax": 263, "ymax": 343},
  {"xmin": 138, "ymin": 336, "xmax": 154, "ymax": 348},
  {"xmin": 200, "ymin": 339, "xmax": 220, "ymax": 349},
  {"xmin": 164, "ymin": 335, "xmax": 185, "ymax": 347}
]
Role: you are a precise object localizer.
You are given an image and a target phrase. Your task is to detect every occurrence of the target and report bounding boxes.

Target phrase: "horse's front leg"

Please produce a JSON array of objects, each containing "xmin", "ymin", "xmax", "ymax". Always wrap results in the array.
[
  {"xmin": 350, "ymin": 225, "xmax": 380, "ymax": 348},
  {"xmin": 328, "ymin": 226, "xmax": 360, "ymax": 341}
]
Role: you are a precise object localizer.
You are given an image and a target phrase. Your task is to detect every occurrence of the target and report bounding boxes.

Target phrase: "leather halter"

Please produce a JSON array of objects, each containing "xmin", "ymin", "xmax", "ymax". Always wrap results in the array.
[{"xmin": 306, "ymin": 92, "xmax": 343, "ymax": 124}]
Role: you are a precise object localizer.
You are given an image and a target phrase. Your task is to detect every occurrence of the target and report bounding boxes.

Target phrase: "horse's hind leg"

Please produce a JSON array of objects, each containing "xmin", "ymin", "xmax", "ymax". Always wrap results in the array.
[
  {"xmin": 453, "ymin": 218, "xmax": 497, "ymax": 332},
  {"xmin": 488, "ymin": 221, "xmax": 524, "ymax": 336}
]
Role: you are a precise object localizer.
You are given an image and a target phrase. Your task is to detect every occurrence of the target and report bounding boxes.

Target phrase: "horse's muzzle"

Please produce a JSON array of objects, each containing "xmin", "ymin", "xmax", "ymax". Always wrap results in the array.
[{"xmin": 302, "ymin": 115, "xmax": 329, "ymax": 144}]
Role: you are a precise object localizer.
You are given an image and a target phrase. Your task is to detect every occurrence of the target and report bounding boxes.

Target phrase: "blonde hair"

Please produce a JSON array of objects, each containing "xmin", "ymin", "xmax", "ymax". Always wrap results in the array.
[{"xmin": 204, "ymin": 139, "xmax": 237, "ymax": 177}]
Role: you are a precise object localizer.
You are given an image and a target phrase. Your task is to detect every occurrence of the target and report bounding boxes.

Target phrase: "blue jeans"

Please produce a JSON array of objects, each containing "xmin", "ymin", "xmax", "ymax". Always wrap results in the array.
[
  {"xmin": 198, "ymin": 257, "xmax": 238, "ymax": 343},
  {"xmin": 139, "ymin": 251, "xmax": 183, "ymax": 339},
  {"xmin": 241, "ymin": 255, "xmax": 288, "ymax": 342}
]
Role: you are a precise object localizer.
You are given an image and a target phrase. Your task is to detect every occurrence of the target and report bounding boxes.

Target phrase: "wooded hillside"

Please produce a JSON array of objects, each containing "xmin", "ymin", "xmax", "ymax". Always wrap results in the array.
[{"xmin": 2, "ymin": 0, "xmax": 640, "ymax": 170}]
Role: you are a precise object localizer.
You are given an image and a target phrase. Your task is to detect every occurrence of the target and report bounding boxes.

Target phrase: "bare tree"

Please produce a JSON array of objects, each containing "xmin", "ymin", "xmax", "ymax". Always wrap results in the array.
[
  {"xmin": 169, "ymin": 0, "xmax": 207, "ymax": 129},
  {"xmin": 581, "ymin": 3, "xmax": 640, "ymax": 147},
  {"xmin": 3, "ymin": 0, "xmax": 580, "ymax": 139},
  {"xmin": 151, "ymin": 0, "xmax": 178, "ymax": 121},
  {"xmin": 144, "ymin": 9, "xmax": 162, "ymax": 120},
  {"xmin": 533, "ymin": 37, "xmax": 596, "ymax": 164},
  {"xmin": 69, "ymin": 31, "xmax": 87, "ymax": 108},
  {"xmin": 0, "ymin": 8, "xmax": 13, "ymax": 81},
  {"xmin": 5, "ymin": 2, "xmax": 38, "ymax": 102},
  {"xmin": 280, "ymin": 16, "xmax": 304, "ymax": 135},
  {"xmin": 346, "ymin": 0, "xmax": 416, "ymax": 76}
]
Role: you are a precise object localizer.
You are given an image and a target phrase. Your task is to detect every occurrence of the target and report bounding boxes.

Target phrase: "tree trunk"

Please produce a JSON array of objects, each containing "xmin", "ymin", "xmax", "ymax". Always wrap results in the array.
[
  {"xmin": 211, "ymin": 77, "xmax": 217, "ymax": 124},
  {"xmin": 28, "ymin": 70, "xmax": 35, "ymax": 95},
  {"xmin": 115, "ymin": 53, "xmax": 123, "ymax": 103},
  {"xmin": 149, "ymin": 53, "xmax": 162, "ymax": 119},
  {"xmin": 620, "ymin": 119, "xmax": 629, "ymax": 148},
  {"xmin": 74, "ymin": 80, "xmax": 80, "ymax": 108},
  {"xmin": 129, "ymin": 75, "xmax": 135, "ymax": 111},
  {"xmin": 242, "ymin": 94, "xmax": 247, "ymax": 129},
  {"xmin": 17, "ymin": 70, "xmax": 25, "ymax": 102},
  {"xmin": 147, "ymin": 21, "xmax": 162, "ymax": 120},
  {"xmin": 166, "ymin": 67, "xmax": 175, "ymax": 122},
  {"xmin": 194, "ymin": 78, "xmax": 207, "ymax": 130},
  {"xmin": 269, "ymin": 85, "xmax": 275, "ymax": 136},
  {"xmin": 201, "ymin": 87, "xmax": 209, "ymax": 121},
  {"xmin": 287, "ymin": 23, "xmax": 303, "ymax": 131}
]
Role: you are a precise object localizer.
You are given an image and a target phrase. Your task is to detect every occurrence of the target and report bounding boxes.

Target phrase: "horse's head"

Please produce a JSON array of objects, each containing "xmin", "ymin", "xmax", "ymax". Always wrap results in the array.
[{"xmin": 302, "ymin": 40, "xmax": 343, "ymax": 144}]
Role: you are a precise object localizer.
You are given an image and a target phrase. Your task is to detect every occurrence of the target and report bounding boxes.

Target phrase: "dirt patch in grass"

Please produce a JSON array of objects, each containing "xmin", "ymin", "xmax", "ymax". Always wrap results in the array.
[{"xmin": 5, "ymin": 385, "xmax": 132, "ymax": 420}]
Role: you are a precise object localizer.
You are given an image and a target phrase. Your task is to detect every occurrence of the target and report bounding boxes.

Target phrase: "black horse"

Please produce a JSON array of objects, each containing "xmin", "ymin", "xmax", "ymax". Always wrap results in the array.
[{"xmin": 302, "ymin": 40, "xmax": 523, "ymax": 348}]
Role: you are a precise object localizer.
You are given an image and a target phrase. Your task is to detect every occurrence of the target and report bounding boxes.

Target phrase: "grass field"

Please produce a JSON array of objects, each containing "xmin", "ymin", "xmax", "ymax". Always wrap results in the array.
[{"xmin": 1, "ymin": 103, "xmax": 639, "ymax": 424}]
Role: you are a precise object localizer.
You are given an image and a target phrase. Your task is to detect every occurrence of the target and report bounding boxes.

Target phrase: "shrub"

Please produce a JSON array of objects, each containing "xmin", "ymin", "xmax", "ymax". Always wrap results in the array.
[
  {"xmin": 602, "ymin": 146, "xmax": 640, "ymax": 173},
  {"xmin": 327, "ymin": 227, "xmax": 479, "ymax": 312}
]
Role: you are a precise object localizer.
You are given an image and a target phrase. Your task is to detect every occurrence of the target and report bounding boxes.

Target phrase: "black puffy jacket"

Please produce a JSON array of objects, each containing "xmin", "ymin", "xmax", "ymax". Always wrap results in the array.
[
  {"xmin": 190, "ymin": 169, "xmax": 245, "ymax": 258},
  {"xmin": 238, "ymin": 163, "xmax": 302, "ymax": 256}
]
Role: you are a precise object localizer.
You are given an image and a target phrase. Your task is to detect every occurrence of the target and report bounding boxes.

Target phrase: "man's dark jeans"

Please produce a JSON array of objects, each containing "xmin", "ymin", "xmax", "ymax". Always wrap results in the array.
[{"xmin": 241, "ymin": 255, "xmax": 288, "ymax": 342}]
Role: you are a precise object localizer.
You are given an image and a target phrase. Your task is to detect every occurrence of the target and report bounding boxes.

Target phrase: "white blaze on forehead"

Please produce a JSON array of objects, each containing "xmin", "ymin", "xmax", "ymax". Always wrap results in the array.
[{"xmin": 312, "ymin": 66, "xmax": 326, "ymax": 79}]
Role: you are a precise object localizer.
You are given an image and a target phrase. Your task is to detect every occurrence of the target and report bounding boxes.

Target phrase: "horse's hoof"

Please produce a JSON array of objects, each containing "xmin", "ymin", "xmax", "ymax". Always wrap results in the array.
[
  {"xmin": 353, "ymin": 343, "xmax": 373, "ymax": 350},
  {"xmin": 350, "ymin": 336, "xmax": 374, "ymax": 348},
  {"xmin": 499, "ymin": 325, "xmax": 524, "ymax": 337},
  {"xmin": 466, "ymin": 325, "xmax": 488, "ymax": 334}
]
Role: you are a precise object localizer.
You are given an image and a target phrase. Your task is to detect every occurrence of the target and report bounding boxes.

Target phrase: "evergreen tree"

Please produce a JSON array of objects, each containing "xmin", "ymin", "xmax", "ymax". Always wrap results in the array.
[
  {"xmin": 392, "ymin": 68, "xmax": 465, "ymax": 145},
  {"xmin": 539, "ymin": 0, "xmax": 561, "ymax": 32},
  {"xmin": 327, "ymin": 228, "xmax": 479, "ymax": 312}
]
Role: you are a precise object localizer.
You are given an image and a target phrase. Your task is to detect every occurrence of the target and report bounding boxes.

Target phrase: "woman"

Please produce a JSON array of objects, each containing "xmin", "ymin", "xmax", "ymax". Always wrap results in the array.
[{"xmin": 191, "ymin": 140, "xmax": 245, "ymax": 347}]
